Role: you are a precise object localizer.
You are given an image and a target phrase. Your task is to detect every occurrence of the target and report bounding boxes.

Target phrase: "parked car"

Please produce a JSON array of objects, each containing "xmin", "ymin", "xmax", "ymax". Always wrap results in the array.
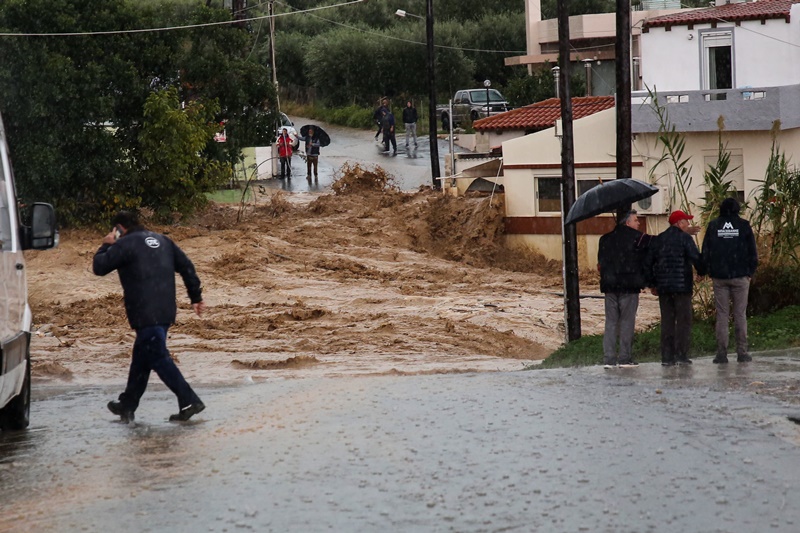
[
  {"xmin": 438, "ymin": 89, "xmax": 509, "ymax": 130},
  {"xmin": 0, "ymin": 111, "xmax": 58, "ymax": 431}
]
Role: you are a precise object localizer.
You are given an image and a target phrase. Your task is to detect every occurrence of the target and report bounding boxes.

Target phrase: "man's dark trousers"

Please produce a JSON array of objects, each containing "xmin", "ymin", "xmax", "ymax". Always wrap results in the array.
[
  {"xmin": 658, "ymin": 292, "xmax": 692, "ymax": 363},
  {"xmin": 118, "ymin": 325, "xmax": 201, "ymax": 412}
]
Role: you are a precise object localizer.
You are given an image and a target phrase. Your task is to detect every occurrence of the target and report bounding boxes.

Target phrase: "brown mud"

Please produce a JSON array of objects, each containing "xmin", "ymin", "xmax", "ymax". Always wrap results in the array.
[{"xmin": 26, "ymin": 165, "xmax": 658, "ymax": 385}]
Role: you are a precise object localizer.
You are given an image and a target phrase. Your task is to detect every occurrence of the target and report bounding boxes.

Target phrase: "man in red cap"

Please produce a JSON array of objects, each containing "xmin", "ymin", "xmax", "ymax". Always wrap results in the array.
[{"xmin": 645, "ymin": 210, "xmax": 705, "ymax": 366}]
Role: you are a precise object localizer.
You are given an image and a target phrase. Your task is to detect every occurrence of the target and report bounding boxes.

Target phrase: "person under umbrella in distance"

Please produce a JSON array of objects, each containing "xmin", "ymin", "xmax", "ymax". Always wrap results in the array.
[{"xmin": 298, "ymin": 126, "xmax": 321, "ymax": 180}]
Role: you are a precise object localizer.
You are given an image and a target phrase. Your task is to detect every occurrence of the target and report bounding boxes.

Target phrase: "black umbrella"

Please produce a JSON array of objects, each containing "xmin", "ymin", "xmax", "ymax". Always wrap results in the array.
[
  {"xmin": 564, "ymin": 178, "xmax": 658, "ymax": 225},
  {"xmin": 299, "ymin": 124, "xmax": 331, "ymax": 147}
]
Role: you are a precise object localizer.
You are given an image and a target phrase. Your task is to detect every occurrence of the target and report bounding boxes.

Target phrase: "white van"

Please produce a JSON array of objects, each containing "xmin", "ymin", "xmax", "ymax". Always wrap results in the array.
[{"xmin": 0, "ymin": 111, "xmax": 58, "ymax": 431}]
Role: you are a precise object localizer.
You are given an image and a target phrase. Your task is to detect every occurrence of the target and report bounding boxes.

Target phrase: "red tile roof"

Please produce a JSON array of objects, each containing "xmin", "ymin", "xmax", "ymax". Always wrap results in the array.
[
  {"xmin": 644, "ymin": 0, "xmax": 798, "ymax": 29},
  {"xmin": 473, "ymin": 96, "xmax": 615, "ymax": 132}
]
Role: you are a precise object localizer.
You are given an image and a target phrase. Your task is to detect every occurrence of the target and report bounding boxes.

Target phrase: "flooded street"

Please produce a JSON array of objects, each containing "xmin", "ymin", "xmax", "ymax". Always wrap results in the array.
[
  {"xmin": 262, "ymin": 116, "xmax": 458, "ymax": 193},
  {"xmin": 6, "ymin": 119, "xmax": 800, "ymax": 532},
  {"xmin": 3, "ymin": 358, "xmax": 800, "ymax": 531}
]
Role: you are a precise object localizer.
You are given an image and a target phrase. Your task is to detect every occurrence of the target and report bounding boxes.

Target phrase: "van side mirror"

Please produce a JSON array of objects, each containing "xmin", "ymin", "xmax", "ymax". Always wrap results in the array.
[{"xmin": 20, "ymin": 202, "xmax": 58, "ymax": 250}]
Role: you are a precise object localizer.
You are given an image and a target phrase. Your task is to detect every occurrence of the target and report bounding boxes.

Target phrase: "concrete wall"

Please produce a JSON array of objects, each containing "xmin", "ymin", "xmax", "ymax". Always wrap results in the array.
[
  {"xmin": 641, "ymin": 13, "xmax": 800, "ymax": 92},
  {"xmin": 476, "ymin": 130, "xmax": 523, "ymax": 152},
  {"xmin": 634, "ymin": 127, "xmax": 800, "ymax": 205},
  {"xmin": 632, "ymin": 84, "xmax": 800, "ymax": 133}
]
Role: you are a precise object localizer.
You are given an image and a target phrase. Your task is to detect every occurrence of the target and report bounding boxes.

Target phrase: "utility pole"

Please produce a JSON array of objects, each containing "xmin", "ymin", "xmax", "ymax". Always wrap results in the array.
[
  {"xmin": 426, "ymin": 0, "xmax": 441, "ymax": 188},
  {"xmin": 616, "ymin": 0, "xmax": 632, "ymax": 182},
  {"xmin": 557, "ymin": 0, "xmax": 582, "ymax": 341},
  {"xmin": 232, "ymin": 0, "xmax": 247, "ymax": 27},
  {"xmin": 269, "ymin": 0, "xmax": 280, "ymax": 112}
]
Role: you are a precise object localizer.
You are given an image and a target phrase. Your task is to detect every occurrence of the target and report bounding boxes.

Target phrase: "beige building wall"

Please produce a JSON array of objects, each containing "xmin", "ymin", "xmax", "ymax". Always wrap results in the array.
[
  {"xmin": 500, "ymin": 107, "xmax": 800, "ymax": 265},
  {"xmin": 503, "ymin": 108, "xmax": 639, "ymax": 218}
]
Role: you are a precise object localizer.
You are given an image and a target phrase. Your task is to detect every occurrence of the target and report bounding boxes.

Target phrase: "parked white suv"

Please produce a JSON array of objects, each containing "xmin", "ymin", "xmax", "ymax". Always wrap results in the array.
[{"xmin": 0, "ymin": 111, "xmax": 58, "ymax": 431}]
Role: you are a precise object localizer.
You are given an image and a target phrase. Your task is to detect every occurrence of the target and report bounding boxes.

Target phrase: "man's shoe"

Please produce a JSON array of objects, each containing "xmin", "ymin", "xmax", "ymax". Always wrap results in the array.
[
  {"xmin": 619, "ymin": 361, "xmax": 639, "ymax": 368},
  {"xmin": 603, "ymin": 363, "xmax": 616, "ymax": 369},
  {"xmin": 169, "ymin": 402, "xmax": 205, "ymax": 422},
  {"xmin": 737, "ymin": 354, "xmax": 753, "ymax": 363},
  {"xmin": 677, "ymin": 358, "xmax": 693, "ymax": 365},
  {"xmin": 661, "ymin": 361, "xmax": 676, "ymax": 367},
  {"xmin": 713, "ymin": 355, "xmax": 729, "ymax": 364},
  {"xmin": 108, "ymin": 401, "xmax": 135, "ymax": 423}
]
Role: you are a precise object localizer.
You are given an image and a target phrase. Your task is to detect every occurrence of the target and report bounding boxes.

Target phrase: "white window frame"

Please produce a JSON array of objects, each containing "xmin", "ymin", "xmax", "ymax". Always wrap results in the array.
[{"xmin": 700, "ymin": 29, "xmax": 734, "ymax": 91}]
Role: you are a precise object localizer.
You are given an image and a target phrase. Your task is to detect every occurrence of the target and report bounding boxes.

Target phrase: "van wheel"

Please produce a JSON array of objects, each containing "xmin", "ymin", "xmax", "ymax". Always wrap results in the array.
[
  {"xmin": 470, "ymin": 110, "xmax": 479, "ymax": 122},
  {"xmin": 0, "ymin": 351, "xmax": 31, "ymax": 431},
  {"xmin": 441, "ymin": 114, "xmax": 450, "ymax": 132}
]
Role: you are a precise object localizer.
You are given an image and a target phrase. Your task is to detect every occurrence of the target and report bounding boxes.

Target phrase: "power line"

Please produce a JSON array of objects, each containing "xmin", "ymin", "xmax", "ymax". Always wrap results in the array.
[{"xmin": 0, "ymin": 0, "xmax": 366, "ymax": 37}]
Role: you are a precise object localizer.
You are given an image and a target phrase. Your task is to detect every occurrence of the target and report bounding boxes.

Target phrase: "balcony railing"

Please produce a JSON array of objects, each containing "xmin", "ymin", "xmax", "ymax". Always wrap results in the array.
[{"xmin": 631, "ymin": 84, "xmax": 800, "ymax": 133}]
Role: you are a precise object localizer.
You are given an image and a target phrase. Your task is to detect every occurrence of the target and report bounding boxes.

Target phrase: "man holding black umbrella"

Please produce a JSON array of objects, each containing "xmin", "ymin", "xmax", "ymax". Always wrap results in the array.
[
  {"xmin": 299, "ymin": 126, "xmax": 321, "ymax": 180},
  {"xmin": 598, "ymin": 209, "xmax": 651, "ymax": 368}
]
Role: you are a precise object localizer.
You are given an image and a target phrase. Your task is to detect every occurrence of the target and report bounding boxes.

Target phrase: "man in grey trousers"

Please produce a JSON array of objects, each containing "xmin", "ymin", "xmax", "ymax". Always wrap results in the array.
[
  {"xmin": 402, "ymin": 100, "xmax": 418, "ymax": 151},
  {"xmin": 702, "ymin": 197, "xmax": 758, "ymax": 363},
  {"xmin": 597, "ymin": 209, "xmax": 651, "ymax": 368}
]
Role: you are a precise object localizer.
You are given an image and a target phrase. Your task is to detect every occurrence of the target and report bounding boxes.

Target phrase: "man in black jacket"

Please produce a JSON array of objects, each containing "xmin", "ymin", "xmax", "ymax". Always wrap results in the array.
[
  {"xmin": 702, "ymin": 198, "xmax": 758, "ymax": 364},
  {"xmin": 598, "ymin": 209, "xmax": 651, "ymax": 368},
  {"xmin": 646, "ymin": 210, "xmax": 705, "ymax": 366},
  {"xmin": 93, "ymin": 211, "xmax": 206, "ymax": 423},
  {"xmin": 402, "ymin": 101, "xmax": 418, "ymax": 151}
]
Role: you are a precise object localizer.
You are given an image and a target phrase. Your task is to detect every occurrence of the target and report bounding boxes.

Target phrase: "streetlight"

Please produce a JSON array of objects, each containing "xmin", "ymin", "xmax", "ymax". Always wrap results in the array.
[
  {"xmin": 483, "ymin": 79, "xmax": 491, "ymax": 117},
  {"xmin": 395, "ymin": 4, "xmax": 441, "ymax": 189}
]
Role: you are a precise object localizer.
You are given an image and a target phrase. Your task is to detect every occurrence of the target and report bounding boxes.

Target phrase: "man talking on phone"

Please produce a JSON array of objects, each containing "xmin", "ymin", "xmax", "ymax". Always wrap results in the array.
[{"xmin": 93, "ymin": 211, "xmax": 206, "ymax": 423}]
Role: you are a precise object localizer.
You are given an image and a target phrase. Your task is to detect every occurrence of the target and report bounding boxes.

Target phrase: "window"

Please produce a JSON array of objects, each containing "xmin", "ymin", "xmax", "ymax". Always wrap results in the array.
[
  {"xmin": 703, "ymin": 149, "xmax": 745, "ymax": 205},
  {"xmin": 702, "ymin": 31, "xmax": 733, "ymax": 92},
  {"xmin": 577, "ymin": 180, "xmax": 601, "ymax": 197},
  {"xmin": 537, "ymin": 177, "xmax": 561, "ymax": 213}
]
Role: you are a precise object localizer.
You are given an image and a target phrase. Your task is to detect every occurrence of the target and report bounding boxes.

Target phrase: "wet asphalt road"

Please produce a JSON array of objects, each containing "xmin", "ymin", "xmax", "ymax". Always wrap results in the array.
[
  {"xmin": 3, "ymin": 356, "xmax": 800, "ymax": 532},
  {"xmin": 262, "ymin": 117, "xmax": 458, "ymax": 193}
]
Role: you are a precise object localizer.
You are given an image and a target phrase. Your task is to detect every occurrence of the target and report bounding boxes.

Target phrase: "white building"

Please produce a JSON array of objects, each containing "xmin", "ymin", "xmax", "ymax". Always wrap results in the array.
[{"xmin": 497, "ymin": 0, "xmax": 800, "ymax": 264}]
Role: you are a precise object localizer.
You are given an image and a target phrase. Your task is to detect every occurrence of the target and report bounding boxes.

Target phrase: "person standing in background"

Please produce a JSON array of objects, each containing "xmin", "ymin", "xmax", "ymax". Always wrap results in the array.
[
  {"xmin": 646, "ymin": 210, "xmax": 705, "ymax": 366},
  {"xmin": 381, "ymin": 108, "xmax": 397, "ymax": 156},
  {"xmin": 402, "ymin": 100, "xmax": 418, "ymax": 151},
  {"xmin": 277, "ymin": 127, "xmax": 293, "ymax": 180},
  {"xmin": 373, "ymin": 97, "xmax": 389, "ymax": 141},
  {"xmin": 598, "ymin": 209, "xmax": 651, "ymax": 369},
  {"xmin": 299, "ymin": 126, "xmax": 321, "ymax": 180},
  {"xmin": 702, "ymin": 198, "xmax": 758, "ymax": 364}
]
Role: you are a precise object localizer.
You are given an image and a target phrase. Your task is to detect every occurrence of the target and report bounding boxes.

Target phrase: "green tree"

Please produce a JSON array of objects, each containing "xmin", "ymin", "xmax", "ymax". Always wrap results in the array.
[
  {"xmin": 0, "ymin": 0, "xmax": 275, "ymax": 224},
  {"xmin": 503, "ymin": 63, "xmax": 586, "ymax": 107},
  {"xmin": 137, "ymin": 88, "xmax": 230, "ymax": 219}
]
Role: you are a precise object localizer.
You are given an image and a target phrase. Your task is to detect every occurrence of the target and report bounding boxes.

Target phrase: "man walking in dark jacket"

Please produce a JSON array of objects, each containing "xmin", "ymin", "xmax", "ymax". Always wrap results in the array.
[
  {"xmin": 93, "ymin": 211, "xmax": 206, "ymax": 423},
  {"xmin": 381, "ymin": 108, "xmax": 397, "ymax": 155},
  {"xmin": 646, "ymin": 210, "xmax": 705, "ymax": 366},
  {"xmin": 702, "ymin": 198, "xmax": 758, "ymax": 363},
  {"xmin": 598, "ymin": 209, "xmax": 651, "ymax": 368}
]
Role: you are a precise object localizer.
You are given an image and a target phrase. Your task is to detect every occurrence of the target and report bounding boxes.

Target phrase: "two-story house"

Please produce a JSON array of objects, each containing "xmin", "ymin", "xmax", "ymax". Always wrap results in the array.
[{"xmin": 499, "ymin": 0, "xmax": 800, "ymax": 265}]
